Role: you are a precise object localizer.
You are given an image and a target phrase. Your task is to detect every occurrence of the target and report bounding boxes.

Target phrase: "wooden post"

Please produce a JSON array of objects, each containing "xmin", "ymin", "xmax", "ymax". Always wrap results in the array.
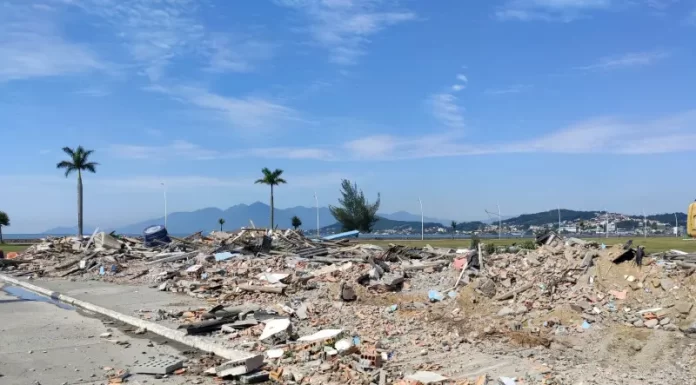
[{"xmin": 478, "ymin": 243, "xmax": 483, "ymax": 272}]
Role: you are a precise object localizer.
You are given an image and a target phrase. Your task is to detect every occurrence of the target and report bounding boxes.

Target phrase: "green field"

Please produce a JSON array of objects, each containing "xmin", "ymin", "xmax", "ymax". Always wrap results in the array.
[
  {"xmin": 358, "ymin": 237, "xmax": 696, "ymax": 254},
  {"xmin": 0, "ymin": 244, "xmax": 32, "ymax": 253}
]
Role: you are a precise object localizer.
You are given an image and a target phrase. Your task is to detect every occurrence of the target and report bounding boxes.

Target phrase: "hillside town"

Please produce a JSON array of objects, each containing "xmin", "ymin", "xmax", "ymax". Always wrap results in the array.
[{"xmin": 373, "ymin": 211, "xmax": 687, "ymax": 238}]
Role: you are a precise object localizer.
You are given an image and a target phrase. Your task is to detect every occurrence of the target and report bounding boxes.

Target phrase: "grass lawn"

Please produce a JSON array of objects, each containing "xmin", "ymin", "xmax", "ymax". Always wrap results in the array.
[
  {"xmin": 357, "ymin": 237, "xmax": 696, "ymax": 254},
  {"xmin": 0, "ymin": 244, "xmax": 32, "ymax": 253}
]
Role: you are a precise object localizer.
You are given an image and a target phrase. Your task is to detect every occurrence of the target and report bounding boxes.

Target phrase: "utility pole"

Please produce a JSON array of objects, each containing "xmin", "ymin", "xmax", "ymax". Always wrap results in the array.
[
  {"xmin": 161, "ymin": 182, "xmax": 168, "ymax": 228},
  {"xmin": 314, "ymin": 192, "xmax": 319, "ymax": 238},
  {"xmin": 675, "ymin": 213, "xmax": 679, "ymax": 238},
  {"xmin": 643, "ymin": 209, "xmax": 647, "ymax": 238},
  {"xmin": 558, "ymin": 206, "xmax": 561, "ymax": 233},
  {"xmin": 418, "ymin": 197, "xmax": 424, "ymax": 241},
  {"xmin": 605, "ymin": 209, "xmax": 609, "ymax": 239},
  {"xmin": 497, "ymin": 203, "xmax": 502, "ymax": 239}
]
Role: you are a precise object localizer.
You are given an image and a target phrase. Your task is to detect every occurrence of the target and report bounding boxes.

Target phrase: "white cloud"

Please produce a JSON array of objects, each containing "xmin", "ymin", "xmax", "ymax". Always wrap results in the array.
[
  {"xmin": 145, "ymin": 85, "xmax": 300, "ymax": 131},
  {"xmin": 452, "ymin": 84, "xmax": 465, "ymax": 92},
  {"xmin": 428, "ymin": 93, "xmax": 465, "ymax": 128},
  {"xmin": 108, "ymin": 140, "xmax": 221, "ymax": 160},
  {"xmin": 276, "ymin": 0, "xmax": 416, "ymax": 65},
  {"xmin": 342, "ymin": 110, "xmax": 696, "ymax": 160},
  {"xmin": 496, "ymin": 0, "xmax": 615, "ymax": 21},
  {"xmin": 485, "ymin": 84, "xmax": 532, "ymax": 95},
  {"xmin": 456, "ymin": 74, "xmax": 468, "ymax": 83},
  {"xmin": 204, "ymin": 34, "xmax": 275, "ymax": 73},
  {"xmin": 576, "ymin": 51, "xmax": 669, "ymax": 71},
  {"xmin": 74, "ymin": 87, "xmax": 111, "ymax": 97},
  {"xmin": 108, "ymin": 140, "xmax": 333, "ymax": 161},
  {"xmin": 0, "ymin": 4, "xmax": 107, "ymax": 82}
]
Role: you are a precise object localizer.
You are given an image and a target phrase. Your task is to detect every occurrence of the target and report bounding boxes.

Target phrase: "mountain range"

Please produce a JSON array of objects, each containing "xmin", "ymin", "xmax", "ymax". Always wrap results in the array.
[{"xmin": 42, "ymin": 203, "xmax": 688, "ymax": 235}]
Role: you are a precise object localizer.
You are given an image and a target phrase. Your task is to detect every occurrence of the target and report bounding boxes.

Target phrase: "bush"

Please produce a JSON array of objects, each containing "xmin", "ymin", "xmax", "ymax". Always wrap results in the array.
[
  {"xmin": 484, "ymin": 243, "xmax": 496, "ymax": 255},
  {"xmin": 520, "ymin": 240, "xmax": 537, "ymax": 250},
  {"xmin": 470, "ymin": 235, "xmax": 480, "ymax": 250}
]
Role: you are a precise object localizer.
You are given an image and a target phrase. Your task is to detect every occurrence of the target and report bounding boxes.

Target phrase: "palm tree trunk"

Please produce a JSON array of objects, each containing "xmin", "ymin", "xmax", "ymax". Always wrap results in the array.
[
  {"xmin": 270, "ymin": 185, "xmax": 275, "ymax": 229},
  {"xmin": 0, "ymin": 226, "xmax": 3, "ymax": 243},
  {"xmin": 220, "ymin": 224, "xmax": 223, "ymax": 231},
  {"xmin": 78, "ymin": 170, "xmax": 84, "ymax": 238}
]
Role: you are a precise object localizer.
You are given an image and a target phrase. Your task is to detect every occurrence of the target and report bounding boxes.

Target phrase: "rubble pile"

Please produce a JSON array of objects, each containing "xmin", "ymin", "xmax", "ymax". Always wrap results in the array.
[{"xmin": 4, "ymin": 229, "xmax": 696, "ymax": 384}]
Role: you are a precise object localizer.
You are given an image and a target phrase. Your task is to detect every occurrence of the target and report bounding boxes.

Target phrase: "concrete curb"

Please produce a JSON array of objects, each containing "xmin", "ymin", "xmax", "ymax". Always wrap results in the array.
[{"xmin": 0, "ymin": 274, "xmax": 258, "ymax": 362}]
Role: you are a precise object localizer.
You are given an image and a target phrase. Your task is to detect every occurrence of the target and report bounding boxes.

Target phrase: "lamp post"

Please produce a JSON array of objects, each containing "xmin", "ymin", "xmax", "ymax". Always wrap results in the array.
[
  {"xmin": 161, "ymin": 182, "xmax": 168, "ymax": 228},
  {"xmin": 314, "ymin": 192, "xmax": 319, "ymax": 238},
  {"xmin": 418, "ymin": 197, "xmax": 424, "ymax": 241}
]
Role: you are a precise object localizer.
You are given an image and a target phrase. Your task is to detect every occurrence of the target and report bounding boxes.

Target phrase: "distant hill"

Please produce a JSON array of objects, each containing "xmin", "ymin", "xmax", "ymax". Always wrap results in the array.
[
  {"xmin": 502, "ymin": 209, "xmax": 599, "ymax": 227},
  {"xmin": 379, "ymin": 211, "xmax": 451, "ymax": 226},
  {"xmin": 645, "ymin": 213, "xmax": 687, "ymax": 225},
  {"xmin": 113, "ymin": 202, "xmax": 335, "ymax": 235}
]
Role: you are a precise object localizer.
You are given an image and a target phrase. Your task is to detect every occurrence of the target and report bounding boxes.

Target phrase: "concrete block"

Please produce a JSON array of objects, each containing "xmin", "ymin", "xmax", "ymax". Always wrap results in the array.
[
  {"xmin": 133, "ymin": 357, "xmax": 184, "ymax": 375},
  {"xmin": 215, "ymin": 353, "xmax": 264, "ymax": 376}
]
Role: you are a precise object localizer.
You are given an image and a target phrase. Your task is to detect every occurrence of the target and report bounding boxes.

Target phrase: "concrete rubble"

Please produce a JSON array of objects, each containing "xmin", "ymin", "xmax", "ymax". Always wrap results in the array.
[{"xmin": 4, "ymin": 229, "xmax": 696, "ymax": 384}]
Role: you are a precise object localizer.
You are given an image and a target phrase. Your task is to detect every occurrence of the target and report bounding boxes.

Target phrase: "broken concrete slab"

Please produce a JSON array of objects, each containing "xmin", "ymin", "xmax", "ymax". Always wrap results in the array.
[
  {"xmin": 215, "ymin": 354, "xmax": 264, "ymax": 377},
  {"xmin": 259, "ymin": 319, "xmax": 291, "ymax": 341},
  {"xmin": 405, "ymin": 371, "xmax": 448, "ymax": 384}
]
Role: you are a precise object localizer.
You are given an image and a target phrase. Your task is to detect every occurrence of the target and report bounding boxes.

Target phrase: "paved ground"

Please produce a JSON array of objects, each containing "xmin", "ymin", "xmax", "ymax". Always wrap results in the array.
[
  {"xmin": 0, "ymin": 283, "xmax": 200, "ymax": 385},
  {"xmin": 32, "ymin": 279, "xmax": 205, "ymax": 330}
]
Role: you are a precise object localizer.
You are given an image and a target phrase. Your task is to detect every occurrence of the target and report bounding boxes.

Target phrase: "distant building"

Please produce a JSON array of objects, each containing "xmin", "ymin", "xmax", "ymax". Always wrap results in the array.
[{"xmin": 562, "ymin": 225, "xmax": 577, "ymax": 233}]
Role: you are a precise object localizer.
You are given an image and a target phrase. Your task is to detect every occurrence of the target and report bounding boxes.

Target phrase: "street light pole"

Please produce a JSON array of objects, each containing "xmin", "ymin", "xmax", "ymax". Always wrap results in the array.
[
  {"xmin": 161, "ymin": 182, "xmax": 168, "ymax": 228},
  {"xmin": 558, "ymin": 206, "xmax": 561, "ymax": 233},
  {"xmin": 314, "ymin": 192, "xmax": 319, "ymax": 238},
  {"xmin": 418, "ymin": 197, "xmax": 424, "ymax": 241},
  {"xmin": 643, "ymin": 209, "xmax": 647, "ymax": 238},
  {"xmin": 497, "ymin": 203, "xmax": 502, "ymax": 239},
  {"xmin": 675, "ymin": 213, "xmax": 679, "ymax": 238}
]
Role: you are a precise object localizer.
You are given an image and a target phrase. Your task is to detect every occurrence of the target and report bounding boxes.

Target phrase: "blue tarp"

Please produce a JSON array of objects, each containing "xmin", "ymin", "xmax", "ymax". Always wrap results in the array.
[{"xmin": 322, "ymin": 230, "xmax": 360, "ymax": 241}]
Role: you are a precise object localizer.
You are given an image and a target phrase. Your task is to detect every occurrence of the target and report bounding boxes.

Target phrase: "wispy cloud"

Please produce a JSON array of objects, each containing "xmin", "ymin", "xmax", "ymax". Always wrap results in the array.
[
  {"xmin": 66, "ymin": 0, "xmax": 204, "ymax": 81},
  {"xmin": 576, "ymin": 51, "xmax": 669, "ymax": 71},
  {"xmin": 342, "ymin": 110, "xmax": 696, "ymax": 159},
  {"xmin": 204, "ymin": 33, "xmax": 276, "ymax": 73},
  {"xmin": 428, "ymin": 93, "xmax": 465, "ymax": 128},
  {"xmin": 496, "ymin": 0, "xmax": 615, "ymax": 22},
  {"xmin": 0, "ymin": 3, "xmax": 107, "ymax": 82},
  {"xmin": 428, "ymin": 71, "xmax": 468, "ymax": 128},
  {"xmin": 485, "ymin": 84, "xmax": 532, "ymax": 95},
  {"xmin": 145, "ymin": 85, "xmax": 300, "ymax": 131},
  {"xmin": 108, "ymin": 140, "xmax": 333, "ymax": 161},
  {"xmin": 74, "ymin": 87, "xmax": 111, "ymax": 97},
  {"xmin": 276, "ymin": 0, "xmax": 416, "ymax": 65}
]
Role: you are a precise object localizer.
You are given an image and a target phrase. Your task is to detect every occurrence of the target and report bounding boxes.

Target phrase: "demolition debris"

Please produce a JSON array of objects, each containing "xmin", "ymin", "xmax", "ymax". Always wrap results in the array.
[{"xmin": 4, "ymin": 229, "xmax": 696, "ymax": 384}]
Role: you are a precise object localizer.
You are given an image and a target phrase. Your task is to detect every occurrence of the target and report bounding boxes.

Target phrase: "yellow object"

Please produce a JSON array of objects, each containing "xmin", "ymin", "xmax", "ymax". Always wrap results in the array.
[{"xmin": 689, "ymin": 201, "xmax": 696, "ymax": 237}]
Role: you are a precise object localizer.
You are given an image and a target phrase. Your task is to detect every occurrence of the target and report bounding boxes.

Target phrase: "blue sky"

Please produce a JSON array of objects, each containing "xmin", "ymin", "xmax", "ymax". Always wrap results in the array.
[{"xmin": 2, "ymin": 0, "xmax": 696, "ymax": 233}]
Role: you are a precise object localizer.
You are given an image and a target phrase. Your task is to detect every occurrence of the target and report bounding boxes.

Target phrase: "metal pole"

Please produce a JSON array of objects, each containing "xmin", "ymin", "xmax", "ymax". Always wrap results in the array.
[
  {"xmin": 418, "ymin": 197, "xmax": 424, "ymax": 241},
  {"xmin": 675, "ymin": 213, "xmax": 679, "ymax": 238},
  {"xmin": 162, "ymin": 182, "xmax": 167, "ymax": 228},
  {"xmin": 558, "ymin": 206, "xmax": 561, "ymax": 233},
  {"xmin": 497, "ymin": 203, "xmax": 501, "ymax": 239},
  {"xmin": 605, "ymin": 209, "xmax": 609, "ymax": 238},
  {"xmin": 314, "ymin": 192, "xmax": 319, "ymax": 238},
  {"xmin": 643, "ymin": 209, "xmax": 647, "ymax": 238}
]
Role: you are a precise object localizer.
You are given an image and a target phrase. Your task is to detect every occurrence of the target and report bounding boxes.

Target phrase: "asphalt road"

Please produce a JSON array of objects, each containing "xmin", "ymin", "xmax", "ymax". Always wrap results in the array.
[{"xmin": 0, "ymin": 284, "xmax": 195, "ymax": 385}]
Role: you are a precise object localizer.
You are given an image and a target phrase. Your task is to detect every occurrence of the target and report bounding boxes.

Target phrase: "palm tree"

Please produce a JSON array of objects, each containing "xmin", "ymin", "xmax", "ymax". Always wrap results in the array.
[
  {"xmin": 56, "ymin": 146, "xmax": 98, "ymax": 238},
  {"xmin": 218, "ymin": 218, "xmax": 226, "ymax": 231},
  {"xmin": 451, "ymin": 220, "xmax": 458, "ymax": 239},
  {"xmin": 0, "ymin": 211, "xmax": 9, "ymax": 243},
  {"xmin": 291, "ymin": 216, "xmax": 302, "ymax": 230},
  {"xmin": 255, "ymin": 168, "xmax": 287, "ymax": 229}
]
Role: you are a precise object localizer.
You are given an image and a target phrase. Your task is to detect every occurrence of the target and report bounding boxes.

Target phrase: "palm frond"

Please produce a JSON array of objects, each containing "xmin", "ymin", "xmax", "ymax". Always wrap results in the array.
[
  {"xmin": 255, "ymin": 179, "xmax": 267, "ymax": 184},
  {"xmin": 62, "ymin": 147, "xmax": 75, "ymax": 157},
  {"xmin": 83, "ymin": 162, "xmax": 98, "ymax": 173},
  {"xmin": 275, "ymin": 178, "xmax": 287, "ymax": 184}
]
